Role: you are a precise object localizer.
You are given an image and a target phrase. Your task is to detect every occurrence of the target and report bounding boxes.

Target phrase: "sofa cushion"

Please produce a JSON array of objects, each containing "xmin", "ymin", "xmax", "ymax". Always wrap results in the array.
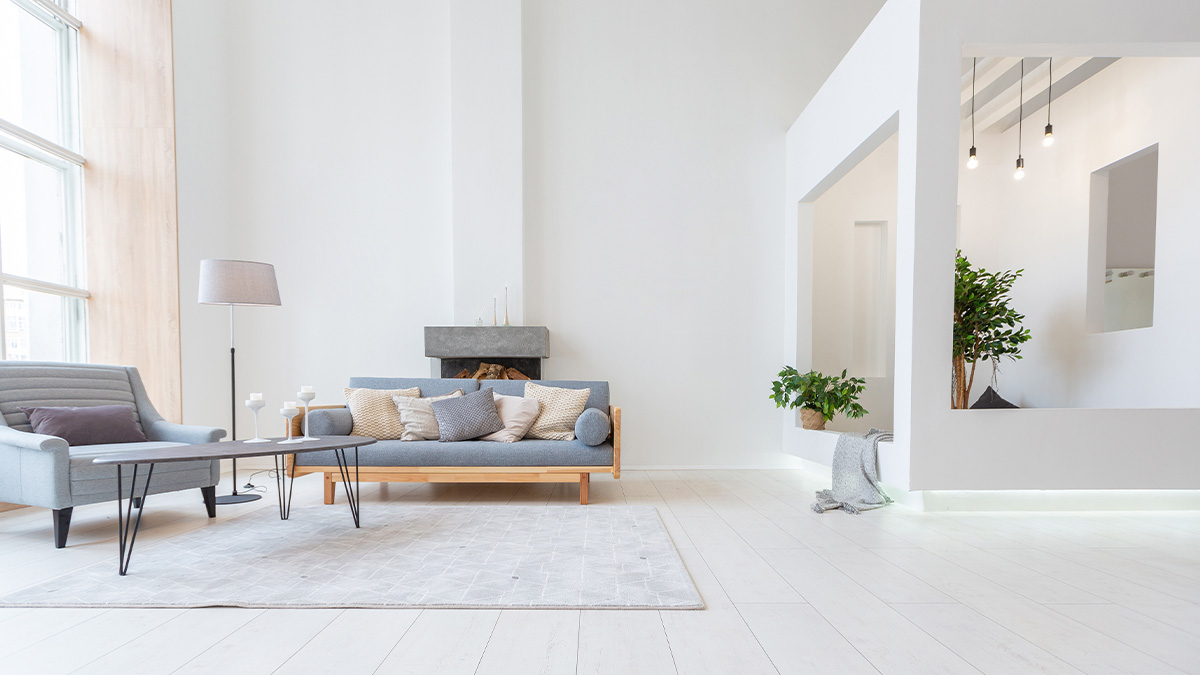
[
  {"xmin": 348, "ymin": 377, "xmax": 479, "ymax": 397},
  {"xmin": 432, "ymin": 389, "xmax": 503, "ymax": 442},
  {"xmin": 480, "ymin": 393, "xmax": 540, "ymax": 442},
  {"xmin": 308, "ymin": 407, "xmax": 353, "ymax": 436},
  {"xmin": 293, "ymin": 438, "xmax": 614, "ymax": 468},
  {"xmin": 23, "ymin": 405, "xmax": 147, "ymax": 446},
  {"xmin": 394, "ymin": 391, "xmax": 464, "ymax": 441},
  {"xmin": 574, "ymin": 408, "xmax": 611, "ymax": 446},
  {"xmin": 344, "ymin": 387, "xmax": 419, "ymax": 439},
  {"xmin": 67, "ymin": 441, "xmax": 215, "ymax": 481},
  {"xmin": 523, "ymin": 382, "xmax": 589, "ymax": 441},
  {"xmin": 481, "ymin": 379, "xmax": 608, "ymax": 412}
]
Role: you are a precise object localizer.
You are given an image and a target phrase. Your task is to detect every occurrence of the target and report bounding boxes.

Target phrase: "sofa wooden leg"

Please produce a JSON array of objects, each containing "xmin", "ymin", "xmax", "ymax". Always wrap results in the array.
[
  {"xmin": 201, "ymin": 486, "xmax": 217, "ymax": 518},
  {"xmin": 324, "ymin": 472, "xmax": 335, "ymax": 505},
  {"xmin": 53, "ymin": 507, "xmax": 73, "ymax": 549},
  {"xmin": 579, "ymin": 473, "xmax": 590, "ymax": 505}
]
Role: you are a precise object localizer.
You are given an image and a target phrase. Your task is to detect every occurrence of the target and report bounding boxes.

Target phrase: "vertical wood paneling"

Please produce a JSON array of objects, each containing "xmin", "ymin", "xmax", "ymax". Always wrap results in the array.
[{"xmin": 76, "ymin": 0, "xmax": 182, "ymax": 421}]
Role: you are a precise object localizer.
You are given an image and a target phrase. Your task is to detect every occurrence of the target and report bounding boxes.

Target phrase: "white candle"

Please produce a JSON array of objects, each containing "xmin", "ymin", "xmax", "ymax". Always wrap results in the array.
[
  {"xmin": 300, "ymin": 386, "xmax": 314, "ymax": 393},
  {"xmin": 249, "ymin": 393, "xmax": 264, "ymax": 401},
  {"xmin": 283, "ymin": 401, "xmax": 297, "ymax": 408}
]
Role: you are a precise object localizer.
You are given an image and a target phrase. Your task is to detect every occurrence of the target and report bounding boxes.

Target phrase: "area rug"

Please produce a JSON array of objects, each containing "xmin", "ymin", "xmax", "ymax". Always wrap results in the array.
[{"xmin": 0, "ymin": 505, "xmax": 703, "ymax": 609}]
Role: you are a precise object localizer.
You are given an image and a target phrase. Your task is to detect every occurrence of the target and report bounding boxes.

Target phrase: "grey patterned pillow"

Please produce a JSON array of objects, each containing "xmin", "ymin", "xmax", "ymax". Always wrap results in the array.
[{"xmin": 430, "ymin": 388, "xmax": 504, "ymax": 442}]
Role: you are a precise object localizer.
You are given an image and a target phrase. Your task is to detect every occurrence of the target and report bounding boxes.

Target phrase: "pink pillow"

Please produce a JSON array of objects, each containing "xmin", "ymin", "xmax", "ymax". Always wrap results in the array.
[{"xmin": 21, "ymin": 405, "xmax": 147, "ymax": 446}]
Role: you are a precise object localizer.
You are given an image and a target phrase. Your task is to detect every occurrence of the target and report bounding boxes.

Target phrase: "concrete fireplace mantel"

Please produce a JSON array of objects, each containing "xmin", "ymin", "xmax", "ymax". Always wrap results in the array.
[{"xmin": 424, "ymin": 326, "xmax": 550, "ymax": 358}]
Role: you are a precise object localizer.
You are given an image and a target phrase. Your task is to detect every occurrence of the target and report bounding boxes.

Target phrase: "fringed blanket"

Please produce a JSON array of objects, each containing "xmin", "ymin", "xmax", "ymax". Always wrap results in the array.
[{"xmin": 813, "ymin": 428, "xmax": 893, "ymax": 514}]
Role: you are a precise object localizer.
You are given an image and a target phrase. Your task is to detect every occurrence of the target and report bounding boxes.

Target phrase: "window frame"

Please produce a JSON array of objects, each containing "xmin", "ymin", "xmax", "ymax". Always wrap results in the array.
[{"xmin": 0, "ymin": 0, "xmax": 87, "ymax": 362}]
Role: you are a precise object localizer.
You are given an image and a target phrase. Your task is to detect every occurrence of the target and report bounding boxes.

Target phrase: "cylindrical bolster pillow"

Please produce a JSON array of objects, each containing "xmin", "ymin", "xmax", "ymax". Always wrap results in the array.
[
  {"xmin": 574, "ymin": 408, "xmax": 611, "ymax": 446},
  {"xmin": 308, "ymin": 408, "xmax": 353, "ymax": 436}
]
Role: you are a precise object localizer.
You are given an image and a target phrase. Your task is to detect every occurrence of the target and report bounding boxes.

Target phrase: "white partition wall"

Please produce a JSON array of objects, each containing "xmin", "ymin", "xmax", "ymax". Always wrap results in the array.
[{"xmin": 784, "ymin": 0, "xmax": 1200, "ymax": 496}]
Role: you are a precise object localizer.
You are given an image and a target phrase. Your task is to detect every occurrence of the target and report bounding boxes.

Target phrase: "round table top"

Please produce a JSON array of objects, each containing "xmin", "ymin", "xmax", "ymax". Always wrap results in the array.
[{"xmin": 92, "ymin": 436, "xmax": 377, "ymax": 465}]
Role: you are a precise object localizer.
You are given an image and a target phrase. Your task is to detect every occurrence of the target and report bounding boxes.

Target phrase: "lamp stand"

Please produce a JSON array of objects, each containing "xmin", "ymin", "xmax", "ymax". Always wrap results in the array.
[{"xmin": 216, "ymin": 305, "xmax": 260, "ymax": 505}]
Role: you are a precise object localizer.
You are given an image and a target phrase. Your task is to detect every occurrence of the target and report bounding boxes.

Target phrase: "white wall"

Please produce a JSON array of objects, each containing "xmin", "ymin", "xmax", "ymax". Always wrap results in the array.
[
  {"xmin": 811, "ymin": 133, "xmax": 897, "ymax": 433},
  {"xmin": 173, "ymin": 0, "xmax": 886, "ymax": 466},
  {"xmin": 786, "ymin": 0, "xmax": 1200, "ymax": 492},
  {"xmin": 957, "ymin": 58, "xmax": 1199, "ymax": 410},
  {"xmin": 174, "ymin": 0, "xmax": 454, "ymax": 436}
]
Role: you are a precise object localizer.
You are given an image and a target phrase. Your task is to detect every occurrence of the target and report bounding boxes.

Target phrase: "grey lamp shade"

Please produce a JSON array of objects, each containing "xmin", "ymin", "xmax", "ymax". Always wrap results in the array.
[{"xmin": 198, "ymin": 259, "xmax": 282, "ymax": 306}]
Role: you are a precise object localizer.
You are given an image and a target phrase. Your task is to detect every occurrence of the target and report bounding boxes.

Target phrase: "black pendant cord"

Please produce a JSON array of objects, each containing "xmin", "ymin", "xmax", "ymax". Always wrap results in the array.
[
  {"xmin": 1047, "ymin": 58, "xmax": 1052, "ymax": 125},
  {"xmin": 971, "ymin": 57, "xmax": 976, "ymax": 147},
  {"xmin": 1018, "ymin": 59, "xmax": 1024, "ymax": 158}
]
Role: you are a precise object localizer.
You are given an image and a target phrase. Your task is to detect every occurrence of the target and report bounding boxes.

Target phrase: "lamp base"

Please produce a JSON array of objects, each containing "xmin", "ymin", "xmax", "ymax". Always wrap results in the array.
[{"xmin": 215, "ymin": 493, "xmax": 262, "ymax": 505}]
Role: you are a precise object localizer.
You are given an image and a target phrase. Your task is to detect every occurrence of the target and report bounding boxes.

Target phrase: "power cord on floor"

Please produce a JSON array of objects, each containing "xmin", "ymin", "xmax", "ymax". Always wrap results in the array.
[{"xmin": 240, "ymin": 468, "xmax": 279, "ymax": 494}]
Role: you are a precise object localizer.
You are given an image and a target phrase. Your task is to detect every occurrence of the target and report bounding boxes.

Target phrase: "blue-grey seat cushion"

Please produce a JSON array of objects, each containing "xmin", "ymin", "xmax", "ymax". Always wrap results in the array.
[
  {"xmin": 479, "ymin": 380, "xmax": 609, "ymax": 412},
  {"xmin": 68, "ymin": 442, "xmax": 219, "ymax": 498},
  {"xmin": 293, "ymin": 439, "xmax": 613, "ymax": 467},
  {"xmin": 574, "ymin": 408, "xmax": 611, "ymax": 446},
  {"xmin": 347, "ymin": 377, "xmax": 479, "ymax": 398}
]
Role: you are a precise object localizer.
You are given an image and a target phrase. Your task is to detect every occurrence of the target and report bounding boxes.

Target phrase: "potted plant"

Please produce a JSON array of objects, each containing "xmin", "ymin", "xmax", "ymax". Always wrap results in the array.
[
  {"xmin": 770, "ymin": 367, "xmax": 868, "ymax": 430},
  {"xmin": 952, "ymin": 251, "xmax": 1031, "ymax": 409}
]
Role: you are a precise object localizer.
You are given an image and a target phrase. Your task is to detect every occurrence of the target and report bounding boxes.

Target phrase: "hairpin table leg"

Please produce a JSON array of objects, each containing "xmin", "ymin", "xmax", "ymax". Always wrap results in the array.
[
  {"xmin": 116, "ymin": 462, "xmax": 155, "ymax": 576},
  {"xmin": 333, "ymin": 447, "xmax": 361, "ymax": 528},
  {"xmin": 273, "ymin": 453, "xmax": 297, "ymax": 520}
]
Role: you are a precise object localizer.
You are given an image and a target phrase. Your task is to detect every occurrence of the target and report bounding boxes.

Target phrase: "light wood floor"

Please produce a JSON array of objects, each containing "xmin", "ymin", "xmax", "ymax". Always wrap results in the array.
[{"xmin": 0, "ymin": 469, "xmax": 1198, "ymax": 674}]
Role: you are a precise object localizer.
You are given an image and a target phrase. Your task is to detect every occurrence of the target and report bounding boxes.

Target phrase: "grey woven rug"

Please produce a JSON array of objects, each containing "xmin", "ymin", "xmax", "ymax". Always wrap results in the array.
[{"xmin": 0, "ymin": 505, "xmax": 703, "ymax": 609}]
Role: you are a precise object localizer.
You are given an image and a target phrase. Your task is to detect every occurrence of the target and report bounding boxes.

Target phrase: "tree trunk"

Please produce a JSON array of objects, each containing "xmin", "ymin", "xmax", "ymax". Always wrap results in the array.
[{"xmin": 951, "ymin": 354, "xmax": 979, "ymax": 409}]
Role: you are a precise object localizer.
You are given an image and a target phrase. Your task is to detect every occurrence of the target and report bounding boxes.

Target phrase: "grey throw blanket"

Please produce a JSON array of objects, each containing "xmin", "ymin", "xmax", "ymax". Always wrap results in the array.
[{"xmin": 813, "ymin": 428, "xmax": 893, "ymax": 514}]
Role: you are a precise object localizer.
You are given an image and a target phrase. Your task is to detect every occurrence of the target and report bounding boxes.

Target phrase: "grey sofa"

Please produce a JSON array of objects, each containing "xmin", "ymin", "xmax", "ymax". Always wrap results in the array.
[
  {"xmin": 0, "ymin": 362, "xmax": 225, "ymax": 547},
  {"xmin": 290, "ymin": 377, "xmax": 620, "ymax": 504}
]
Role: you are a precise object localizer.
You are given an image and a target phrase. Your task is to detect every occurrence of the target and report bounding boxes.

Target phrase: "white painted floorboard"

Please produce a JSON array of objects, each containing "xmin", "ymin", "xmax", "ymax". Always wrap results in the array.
[{"xmin": 0, "ymin": 468, "xmax": 1196, "ymax": 674}]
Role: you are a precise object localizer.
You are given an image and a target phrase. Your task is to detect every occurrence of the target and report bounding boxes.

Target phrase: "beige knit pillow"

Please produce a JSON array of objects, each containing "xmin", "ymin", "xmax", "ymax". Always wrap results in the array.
[
  {"xmin": 524, "ymin": 382, "xmax": 590, "ymax": 441},
  {"xmin": 344, "ymin": 387, "xmax": 420, "ymax": 439}
]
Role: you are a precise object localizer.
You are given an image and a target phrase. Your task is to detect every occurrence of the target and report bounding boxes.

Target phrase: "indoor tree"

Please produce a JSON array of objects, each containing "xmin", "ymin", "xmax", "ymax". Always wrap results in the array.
[{"xmin": 952, "ymin": 251, "xmax": 1031, "ymax": 409}]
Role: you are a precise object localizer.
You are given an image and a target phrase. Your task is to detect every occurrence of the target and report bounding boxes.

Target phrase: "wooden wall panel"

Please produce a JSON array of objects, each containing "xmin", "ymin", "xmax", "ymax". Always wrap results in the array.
[{"xmin": 76, "ymin": 0, "xmax": 182, "ymax": 421}]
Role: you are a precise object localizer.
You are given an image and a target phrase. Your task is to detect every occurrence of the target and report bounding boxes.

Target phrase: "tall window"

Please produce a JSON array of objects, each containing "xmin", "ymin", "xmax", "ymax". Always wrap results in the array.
[{"xmin": 0, "ymin": 0, "xmax": 86, "ymax": 362}]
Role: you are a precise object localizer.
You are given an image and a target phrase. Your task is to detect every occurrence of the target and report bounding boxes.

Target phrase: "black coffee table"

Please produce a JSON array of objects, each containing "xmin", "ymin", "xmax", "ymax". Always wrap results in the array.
[{"xmin": 93, "ymin": 435, "xmax": 376, "ymax": 575}]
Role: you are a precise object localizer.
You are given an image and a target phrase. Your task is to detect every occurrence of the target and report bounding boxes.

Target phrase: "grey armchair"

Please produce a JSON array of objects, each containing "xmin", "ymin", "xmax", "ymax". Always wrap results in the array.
[{"xmin": 0, "ymin": 361, "xmax": 225, "ymax": 547}]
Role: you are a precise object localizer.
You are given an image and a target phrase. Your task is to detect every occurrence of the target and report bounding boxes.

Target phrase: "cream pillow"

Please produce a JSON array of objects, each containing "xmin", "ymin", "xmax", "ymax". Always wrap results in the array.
[
  {"xmin": 344, "ymin": 387, "xmax": 420, "ymax": 439},
  {"xmin": 480, "ymin": 392, "xmax": 541, "ymax": 442},
  {"xmin": 394, "ymin": 390, "xmax": 464, "ymax": 441},
  {"xmin": 524, "ymin": 382, "xmax": 590, "ymax": 441}
]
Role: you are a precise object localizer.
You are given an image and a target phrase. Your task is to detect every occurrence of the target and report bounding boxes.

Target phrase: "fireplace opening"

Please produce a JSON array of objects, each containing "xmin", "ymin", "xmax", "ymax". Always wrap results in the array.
[{"xmin": 439, "ymin": 357, "xmax": 542, "ymax": 380}]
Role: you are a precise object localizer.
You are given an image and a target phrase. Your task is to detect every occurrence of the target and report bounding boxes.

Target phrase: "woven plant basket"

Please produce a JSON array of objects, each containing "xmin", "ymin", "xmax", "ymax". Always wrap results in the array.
[{"xmin": 800, "ymin": 409, "xmax": 826, "ymax": 431}]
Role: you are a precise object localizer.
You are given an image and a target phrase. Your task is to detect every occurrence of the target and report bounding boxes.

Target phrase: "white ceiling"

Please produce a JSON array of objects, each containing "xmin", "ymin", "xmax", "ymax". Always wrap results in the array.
[{"xmin": 960, "ymin": 56, "xmax": 1119, "ymax": 133}]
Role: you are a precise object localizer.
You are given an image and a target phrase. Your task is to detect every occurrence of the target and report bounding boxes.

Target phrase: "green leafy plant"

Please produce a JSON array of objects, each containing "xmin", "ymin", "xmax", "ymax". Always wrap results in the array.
[
  {"xmin": 770, "ymin": 366, "xmax": 868, "ymax": 426},
  {"xmin": 952, "ymin": 251, "xmax": 1032, "ymax": 409}
]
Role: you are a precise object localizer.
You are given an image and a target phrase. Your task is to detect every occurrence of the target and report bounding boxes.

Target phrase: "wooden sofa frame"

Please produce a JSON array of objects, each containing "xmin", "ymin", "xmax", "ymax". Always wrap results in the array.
[{"xmin": 286, "ymin": 404, "xmax": 620, "ymax": 505}]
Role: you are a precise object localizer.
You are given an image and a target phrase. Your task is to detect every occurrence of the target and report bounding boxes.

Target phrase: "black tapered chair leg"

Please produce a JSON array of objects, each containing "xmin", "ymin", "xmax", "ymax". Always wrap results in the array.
[
  {"xmin": 201, "ymin": 486, "xmax": 217, "ymax": 518},
  {"xmin": 52, "ymin": 507, "xmax": 73, "ymax": 549}
]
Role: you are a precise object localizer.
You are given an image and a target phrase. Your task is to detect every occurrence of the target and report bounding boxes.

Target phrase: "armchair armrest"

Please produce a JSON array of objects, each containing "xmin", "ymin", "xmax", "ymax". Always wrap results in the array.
[
  {"xmin": 308, "ymin": 407, "xmax": 352, "ymax": 436},
  {"xmin": 0, "ymin": 425, "xmax": 69, "ymax": 453},
  {"xmin": 0, "ymin": 426, "xmax": 70, "ymax": 509},
  {"xmin": 146, "ymin": 420, "xmax": 226, "ymax": 445}
]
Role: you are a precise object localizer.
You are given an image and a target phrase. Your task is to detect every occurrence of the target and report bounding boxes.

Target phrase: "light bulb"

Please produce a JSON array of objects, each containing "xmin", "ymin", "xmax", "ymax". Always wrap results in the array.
[
  {"xmin": 1014, "ymin": 156, "xmax": 1025, "ymax": 180},
  {"xmin": 967, "ymin": 146, "xmax": 979, "ymax": 170},
  {"xmin": 1043, "ymin": 124, "xmax": 1054, "ymax": 147}
]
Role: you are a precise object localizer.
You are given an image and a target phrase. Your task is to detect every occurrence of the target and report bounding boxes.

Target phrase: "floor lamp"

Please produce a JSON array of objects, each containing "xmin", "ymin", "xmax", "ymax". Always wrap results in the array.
[{"xmin": 198, "ymin": 259, "xmax": 282, "ymax": 505}]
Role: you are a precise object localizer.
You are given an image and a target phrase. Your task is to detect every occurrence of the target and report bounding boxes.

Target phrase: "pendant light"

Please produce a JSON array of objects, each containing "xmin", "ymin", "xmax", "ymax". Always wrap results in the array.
[
  {"xmin": 1014, "ymin": 59, "xmax": 1026, "ymax": 180},
  {"xmin": 1043, "ymin": 57, "xmax": 1055, "ymax": 147},
  {"xmin": 967, "ymin": 57, "xmax": 979, "ymax": 169}
]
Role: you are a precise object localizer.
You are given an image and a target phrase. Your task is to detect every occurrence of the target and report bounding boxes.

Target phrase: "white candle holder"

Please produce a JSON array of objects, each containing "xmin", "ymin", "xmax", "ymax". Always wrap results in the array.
[
  {"xmin": 297, "ymin": 389, "xmax": 318, "ymax": 441},
  {"xmin": 243, "ymin": 398, "xmax": 269, "ymax": 443},
  {"xmin": 279, "ymin": 406, "xmax": 302, "ymax": 444}
]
